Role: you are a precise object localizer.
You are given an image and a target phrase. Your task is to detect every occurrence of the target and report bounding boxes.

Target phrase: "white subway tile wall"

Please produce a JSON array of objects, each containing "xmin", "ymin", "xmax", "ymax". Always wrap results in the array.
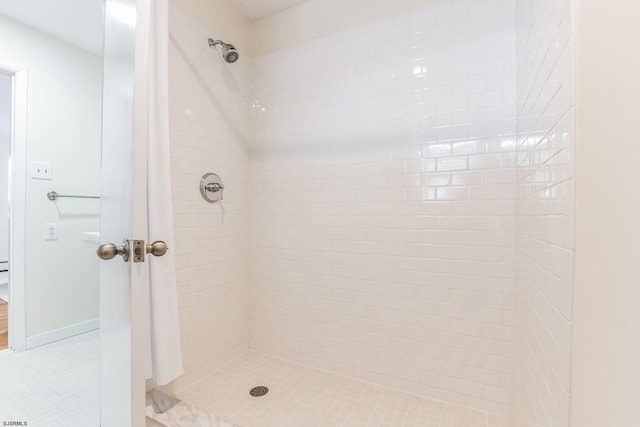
[
  {"xmin": 512, "ymin": 0, "xmax": 574, "ymax": 426},
  {"xmin": 168, "ymin": 5, "xmax": 252, "ymax": 391},
  {"xmin": 249, "ymin": 0, "xmax": 517, "ymax": 414}
]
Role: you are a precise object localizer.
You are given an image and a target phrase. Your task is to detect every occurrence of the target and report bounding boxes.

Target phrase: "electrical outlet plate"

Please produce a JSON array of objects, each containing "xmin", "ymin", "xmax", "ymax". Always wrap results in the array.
[
  {"xmin": 44, "ymin": 223, "xmax": 58, "ymax": 241},
  {"xmin": 32, "ymin": 162, "xmax": 53, "ymax": 180}
]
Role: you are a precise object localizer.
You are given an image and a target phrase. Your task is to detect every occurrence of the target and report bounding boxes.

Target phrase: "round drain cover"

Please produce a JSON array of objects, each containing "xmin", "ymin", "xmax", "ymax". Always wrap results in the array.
[{"xmin": 249, "ymin": 386, "xmax": 269, "ymax": 397}]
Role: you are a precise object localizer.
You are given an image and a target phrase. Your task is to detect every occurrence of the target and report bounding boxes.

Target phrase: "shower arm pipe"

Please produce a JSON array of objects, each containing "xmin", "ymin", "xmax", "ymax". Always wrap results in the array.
[
  {"xmin": 208, "ymin": 38, "xmax": 233, "ymax": 48},
  {"xmin": 47, "ymin": 191, "xmax": 100, "ymax": 201}
]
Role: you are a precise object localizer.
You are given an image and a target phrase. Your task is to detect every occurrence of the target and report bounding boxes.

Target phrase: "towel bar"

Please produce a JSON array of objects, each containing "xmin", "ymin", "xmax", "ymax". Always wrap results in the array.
[{"xmin": 47, "ymin": 191, "xmax": 100, "ymax": 201}]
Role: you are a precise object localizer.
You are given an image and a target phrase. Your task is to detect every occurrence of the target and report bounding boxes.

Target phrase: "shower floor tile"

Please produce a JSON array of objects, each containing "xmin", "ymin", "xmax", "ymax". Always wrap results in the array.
[
  {"xmin": 0, "ymin": 330, "xmax": 99, "ymax": 426},
  {"xmin": 177, "ymin": 351, "xmax": 510, "ymax": 427}
]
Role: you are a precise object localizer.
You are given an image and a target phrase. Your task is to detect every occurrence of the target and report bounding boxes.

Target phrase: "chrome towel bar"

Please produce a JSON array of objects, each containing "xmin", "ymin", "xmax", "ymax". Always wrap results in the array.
[{"xmin": 47, "ymin": 191, "xmax": 100, "ymax": 201}]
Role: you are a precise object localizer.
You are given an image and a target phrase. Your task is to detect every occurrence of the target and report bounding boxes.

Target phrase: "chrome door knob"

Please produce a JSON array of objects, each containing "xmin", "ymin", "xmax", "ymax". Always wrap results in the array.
[
  {"xmin": 97, "ymin": 241, "xmax": 130, "ymax": 262},
  {"xmin": 146, "ymin": 240, "xmax": 168, "ymax": 257}
]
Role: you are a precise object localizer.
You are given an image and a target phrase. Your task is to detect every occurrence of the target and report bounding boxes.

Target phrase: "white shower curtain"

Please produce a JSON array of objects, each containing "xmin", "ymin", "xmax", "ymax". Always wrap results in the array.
[{"xmin": 146, "ymin": 0, "xmax": 184, "ymax": 386}]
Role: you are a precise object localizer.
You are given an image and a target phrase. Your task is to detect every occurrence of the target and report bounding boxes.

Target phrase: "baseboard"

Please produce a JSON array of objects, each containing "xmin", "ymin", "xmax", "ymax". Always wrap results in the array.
[{"xmin": 25, "ymin": 318, "xmax": 99, "ymax": 349}]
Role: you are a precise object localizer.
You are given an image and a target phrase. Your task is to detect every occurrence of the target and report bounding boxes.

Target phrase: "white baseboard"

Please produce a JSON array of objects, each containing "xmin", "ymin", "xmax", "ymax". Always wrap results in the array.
[{"xmin": 25, "ymin": 318, "xmax": 99, "ymax": 349}]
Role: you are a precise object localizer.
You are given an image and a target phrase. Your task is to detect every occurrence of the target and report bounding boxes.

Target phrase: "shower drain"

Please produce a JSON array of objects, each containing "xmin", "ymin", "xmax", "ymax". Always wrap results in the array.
[{"xmin": 249, "ymin": 386, "xmax": 269, "ymax": 397}]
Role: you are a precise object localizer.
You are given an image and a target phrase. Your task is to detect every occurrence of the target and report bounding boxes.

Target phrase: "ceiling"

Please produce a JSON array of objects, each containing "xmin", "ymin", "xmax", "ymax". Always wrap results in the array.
[
  {"xmin": 225, "ymin": 0, "xmax": 313, "ymax": 22},
  {"xmin": 0, "ymin": 0, "xmax": 104, "ymax": 54}
]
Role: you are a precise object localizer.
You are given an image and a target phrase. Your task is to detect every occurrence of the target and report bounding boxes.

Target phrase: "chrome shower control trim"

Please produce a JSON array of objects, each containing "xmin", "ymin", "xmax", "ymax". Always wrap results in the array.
[{"xmin": 200, "ymin": 173, "xmax": 225, "ymax": 203}]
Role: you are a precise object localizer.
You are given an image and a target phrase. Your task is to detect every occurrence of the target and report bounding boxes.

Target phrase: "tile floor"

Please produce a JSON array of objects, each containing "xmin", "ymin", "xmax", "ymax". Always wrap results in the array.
[
  {"xmin": 0, "ymin": 330, "xmax": 99, "ymax": 426},
  {"xmin": 178, "ymin": 351, "xmax": 511, "ymax": 427}
]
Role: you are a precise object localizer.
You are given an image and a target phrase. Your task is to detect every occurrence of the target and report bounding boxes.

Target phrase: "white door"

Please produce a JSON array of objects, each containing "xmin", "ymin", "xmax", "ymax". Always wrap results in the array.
[{"xmin": 100, "ymin": 0, "xmax": 149, "ymax": 426}]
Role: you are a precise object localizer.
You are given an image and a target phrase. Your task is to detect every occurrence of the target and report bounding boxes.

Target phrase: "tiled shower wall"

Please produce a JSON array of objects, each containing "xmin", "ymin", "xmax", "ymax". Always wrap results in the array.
[
  {"xmin": 512, "ymin": 0, "xmax": 575, "ymax": 426},
  {"xmin": 168, "ymin": 6, "xmax": 251, "ymax": 391},
  {"xmin": 249, "ymin": 0, "xmax": 517, "ymax": 414}
]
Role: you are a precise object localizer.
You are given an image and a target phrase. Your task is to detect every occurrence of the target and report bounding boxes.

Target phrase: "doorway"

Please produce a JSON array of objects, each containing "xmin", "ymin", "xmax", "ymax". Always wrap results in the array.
[
  {"xmin": 0, "ymin": 10, "xmax": 103, "ymax": 351},
  {"xmin": 0, "ymin": 0, "xmax": 150, "ymax": 424},
  {"xmin": 0, "ymin": 71, "xmax": 9, "ymax": 350},
  {"xmin": 0, "ymin": 3, "xmax": 104, "ymax": 425}
]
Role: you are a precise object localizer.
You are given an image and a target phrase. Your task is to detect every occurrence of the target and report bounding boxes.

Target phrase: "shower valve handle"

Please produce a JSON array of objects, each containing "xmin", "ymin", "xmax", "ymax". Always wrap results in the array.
[
  {"xmin": 200, "ymin": 173, "xmax": 225, "ymax": 203},
  {"xmin": 205, "ymin": 182, "xmax": 224, "ymax": 192},
  {"xmin": 204, "ymin": 182, "xmax": 224, "ymax": 200}
]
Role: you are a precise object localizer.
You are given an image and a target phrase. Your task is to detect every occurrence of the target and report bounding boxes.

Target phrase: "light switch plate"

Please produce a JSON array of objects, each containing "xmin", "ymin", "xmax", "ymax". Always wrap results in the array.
[{"xmin": 32, "ymin": 162, "xmax": 53, "ymax": 180}]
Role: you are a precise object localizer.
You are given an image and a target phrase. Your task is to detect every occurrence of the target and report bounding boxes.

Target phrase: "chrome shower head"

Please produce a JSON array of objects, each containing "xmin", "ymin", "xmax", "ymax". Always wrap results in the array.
[{"xmin": 208, "ymin": 38, "xmax": 239, "ymax": 63}]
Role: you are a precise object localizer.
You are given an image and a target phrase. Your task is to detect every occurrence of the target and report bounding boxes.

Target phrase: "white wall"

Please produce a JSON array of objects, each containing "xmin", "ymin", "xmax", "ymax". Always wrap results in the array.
[
  {"xmin": 168, "ymin": 3, "xmax": 252, "ymax": 392},
  {"xmin": 511, "ymin": 0, "xmax": 575, "ymax": 426},
  {"xmin": 249, "ymin": 0, "xmax": 517, "ymax": 414},
  {"xmin": 0, "ymin": 72, "xmax": 10, "ymax": 265},
  {"xmin": 170, "ymin": 0, "xmax": 251, "ymax": 54},
  {"xmin": 173, "ymin": 0, "xmax": 428, "ymax": 56},
  {"xmin": 251, "ymin": 0, "xmax": 436, "ymax": 55},
  {"xmin": 0, "ymin": 15, "xmax": 102, "ymax": 338},
  {"xmin": 571, "ymin": 0, "xmax": 640, "ymax": 425}
]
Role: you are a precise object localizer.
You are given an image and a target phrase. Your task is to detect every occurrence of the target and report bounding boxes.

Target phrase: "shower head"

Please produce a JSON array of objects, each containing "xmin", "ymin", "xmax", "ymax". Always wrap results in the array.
[{"xmin": 208, "ymin": 38, "xmax": 239, "ymax": 63}]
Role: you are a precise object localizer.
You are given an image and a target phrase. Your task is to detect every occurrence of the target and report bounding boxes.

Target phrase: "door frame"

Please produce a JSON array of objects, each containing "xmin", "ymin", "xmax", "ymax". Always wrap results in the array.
[
  {"xmin": 132, "ymin": 0, "xmax": 151, "ymax": 425},
  {"xmin": 0, "ymin": 62, "xmax": 28, "ymax": 352}
]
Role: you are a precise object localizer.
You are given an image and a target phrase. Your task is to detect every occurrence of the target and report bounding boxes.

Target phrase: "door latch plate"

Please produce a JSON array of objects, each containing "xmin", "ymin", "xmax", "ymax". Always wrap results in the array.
[{"xmin": 132, "ymin": 240, "xmax": 145, "ymax": 262}]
